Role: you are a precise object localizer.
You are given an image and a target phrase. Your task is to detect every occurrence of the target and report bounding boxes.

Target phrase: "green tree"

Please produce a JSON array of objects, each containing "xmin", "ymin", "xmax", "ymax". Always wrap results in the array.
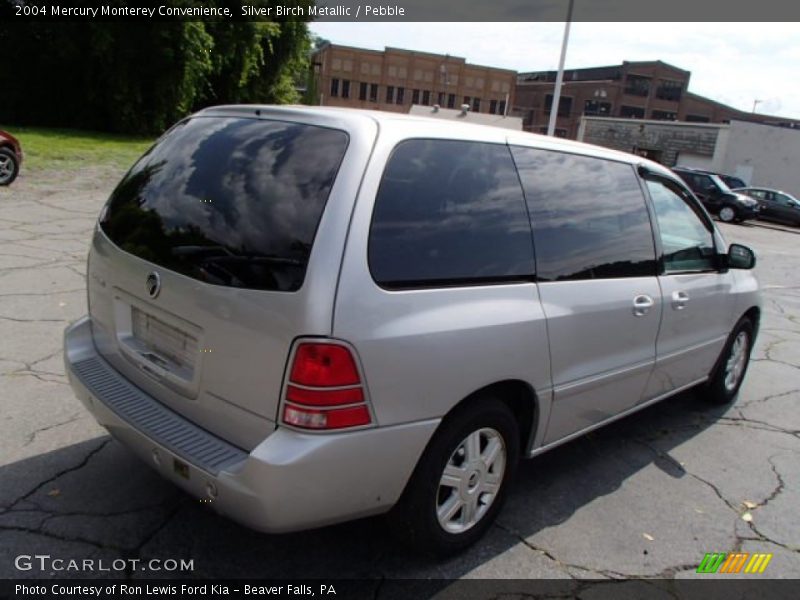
[{"xmin": 0, "ymin": 0, "xmax": 314, "ymax": 134}]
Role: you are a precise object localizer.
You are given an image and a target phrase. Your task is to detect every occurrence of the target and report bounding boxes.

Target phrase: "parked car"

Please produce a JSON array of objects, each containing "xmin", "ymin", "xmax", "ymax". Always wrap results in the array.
[
  {"xmin": 672, "ymin": 166, "xmax": 759, "ymax": 223},
  {"xmin": 0, "ymin": 130, "xmax": 22, "ymax": 186},
  {"xmin": 733, "ymin": 187, "xmax": 800, "ymax": 227},
  {"xmin": 64, "ymin": 106, "xmax": 760, "ymax": 555}
]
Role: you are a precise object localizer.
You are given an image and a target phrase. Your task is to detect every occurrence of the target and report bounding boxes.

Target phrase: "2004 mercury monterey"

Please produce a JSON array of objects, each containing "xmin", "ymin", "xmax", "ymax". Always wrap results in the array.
[{"xmin": 65, "ymin": 106, "xmax": 760, "ymax": 554}]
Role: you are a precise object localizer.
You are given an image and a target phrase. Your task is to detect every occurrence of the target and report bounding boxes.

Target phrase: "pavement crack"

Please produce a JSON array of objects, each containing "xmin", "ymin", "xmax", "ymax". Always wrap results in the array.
[
  {"xmin": 758, "ymin": 456, "xmax": 787, "ymax": 509},
  {"xmin": 4, "ymin": 438, "xmax": 112, "ymax": 511},
  {"xmin": 22, "ymin": 414, "xmax": 84, "ymax": 447},
  {"xmin": 632, "ymin": 439, "xmax": 739, "ymax": 512},
  {"xmin": 494, "ymin": 521, "xmax": 623, "ymax": 579}
]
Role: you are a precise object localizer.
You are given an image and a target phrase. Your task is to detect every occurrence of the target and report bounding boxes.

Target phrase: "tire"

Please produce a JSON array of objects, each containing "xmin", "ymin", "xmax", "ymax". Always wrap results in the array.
[
  {"xmin": 389, "ymin": 397, "xmax": 520, "ymax": 556},
  {"xmin": 0, "ymin": 148, "xmax": 19, "ymax": 186},
  {"xmin": 707, "ymin": 318, "xmax": 754, "ymax": 405},
  {"xmin": 718, "ymin": 205, "xmax": 737, "ymax": 223}
]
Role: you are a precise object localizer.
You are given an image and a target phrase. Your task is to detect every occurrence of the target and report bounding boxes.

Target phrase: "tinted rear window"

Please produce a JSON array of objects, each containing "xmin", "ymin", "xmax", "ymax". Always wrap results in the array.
[
  {"xmin": 100, "ymin": 117, "xmax": 348, "ymax": 291},
  {"xmin": 368, "ymin": 139, "xmax": 535, "ymax": 289}
]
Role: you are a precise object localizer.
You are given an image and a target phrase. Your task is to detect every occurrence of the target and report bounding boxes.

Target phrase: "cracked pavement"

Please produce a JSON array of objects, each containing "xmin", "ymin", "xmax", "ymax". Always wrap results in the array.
[{"xmin": 1, "ymin": 166, "xmax": 799, "ymax": 584}]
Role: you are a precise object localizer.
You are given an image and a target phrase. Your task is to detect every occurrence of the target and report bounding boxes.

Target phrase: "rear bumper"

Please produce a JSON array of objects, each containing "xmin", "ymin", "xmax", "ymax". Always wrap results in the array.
[{"xmin": 64, "ymin": 316, "xmax": 439, "ymax": 533}]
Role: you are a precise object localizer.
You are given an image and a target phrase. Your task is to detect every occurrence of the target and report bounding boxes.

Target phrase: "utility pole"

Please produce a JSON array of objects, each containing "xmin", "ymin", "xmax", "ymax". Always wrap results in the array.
[{"xmin": 547, "ymin": 0, "xmax": 575, "ymax": 136}]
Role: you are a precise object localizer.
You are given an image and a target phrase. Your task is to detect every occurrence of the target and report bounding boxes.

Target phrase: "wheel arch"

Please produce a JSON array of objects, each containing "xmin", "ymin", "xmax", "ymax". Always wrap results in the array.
[
  {"xmin": 708, "ymin": 306, "xmax": 760, "ymax": 383},
  {"xmin": 438, "ymin": 379, "xmax": 539, "ymax": 457}
]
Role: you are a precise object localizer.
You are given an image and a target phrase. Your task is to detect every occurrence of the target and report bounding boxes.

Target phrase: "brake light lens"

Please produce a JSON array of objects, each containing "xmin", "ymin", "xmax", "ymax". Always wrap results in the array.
[
  {"xmin": 290, "ymin": 344, "xmax": 360, "ymax": 386},
  {"xmin": 282, "ymin": 342, "xmax": 372, "ymax": 430}
]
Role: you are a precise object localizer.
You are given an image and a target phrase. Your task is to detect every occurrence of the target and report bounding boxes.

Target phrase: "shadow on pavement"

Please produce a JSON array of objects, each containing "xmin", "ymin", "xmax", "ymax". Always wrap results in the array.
[{"xmin": 0, "ymin": 387, "xmax": 733, "ymax": 580}]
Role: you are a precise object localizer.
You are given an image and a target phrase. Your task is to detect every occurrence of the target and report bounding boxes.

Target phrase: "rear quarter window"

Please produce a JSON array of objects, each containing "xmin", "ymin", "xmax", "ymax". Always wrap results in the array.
[{"xmin": 368, "ymin": 139, "xmax": 535, "ymax": 289}]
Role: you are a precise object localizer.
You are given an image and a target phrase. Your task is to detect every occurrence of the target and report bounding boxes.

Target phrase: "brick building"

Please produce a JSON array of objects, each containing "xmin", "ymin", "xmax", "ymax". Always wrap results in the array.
[
  {"xmin": 513, "ymin": 60, "xmax": 800, "ymax": 139},
  {"xmin": 310, "ymin": 43, "xmax": 516, "ymax": 116}
]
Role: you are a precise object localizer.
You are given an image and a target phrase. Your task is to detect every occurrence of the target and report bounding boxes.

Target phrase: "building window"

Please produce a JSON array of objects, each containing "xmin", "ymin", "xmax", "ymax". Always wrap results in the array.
[
  {"xmin": 412, "ymin": 89, "xmax": 420, "ymax": 104},
  {"xmin": 490, "ymin": 99, "xmax": 498, "ymax": 114},
  {"xmin": 447, "ymin": 93, "xmax": 456, "ymax": 109},
  {"xmin": 620, "ymin": 105, "xmax": 645, "ymax": 119},
  {"xmin": 499, "ymin": 100, "xmax": 507, "ymax": 115},
  {"xmin": 359, "ymin": 82, "xmax": 368, "ymax": 101},
  {"xmin": 544, "ymin": 94, "xmax": 573, "ymax": 117},
  {"xmin": 656, "ymin": 80, "xmax": 682, "ymax": 101},
  {"xmin": 330, "ymin": 78, "xmax": 339, "ymax": 97},
  {"xmin": 369, "ymin": 83, "xmax": 378, "ymax": 102},
  {"xmin": 472, "ymin": 97, "xmax": 481, "ymax": 112},
  {"xmin": 422, "ymin": 90, "xmax": 431, "ymax": 105},
  {"xmin": 437, "ymin": 92, "xmax": 445, "ymax": 106},
  {"xmin": 396, "ymin": 87, "xmax": 405, "ymax": 105},
  {"xmin": 624, "ymin": 74, "xmax": 651, "ymax": 97},
  {"xmin": 386, "ymin": 85, "xmax": 395, "ymax": 103},
  {"xmin": 686, "ymin": 114, "xmax": 710, "ymax": 123},
  {"xmin": 651, "ymin": 110, "xmax": 677, "ymax": 121},
  {"xmin": 341, "ymin": 80, "xmax": 350, "ymax": 99},
  {"xmin": 584, "ymin": 100, "xmax": 612, "ymax": 116}
]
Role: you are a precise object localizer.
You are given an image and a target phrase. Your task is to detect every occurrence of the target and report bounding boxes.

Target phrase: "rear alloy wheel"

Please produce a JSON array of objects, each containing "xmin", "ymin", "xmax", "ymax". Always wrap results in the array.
[
  {"xmin": 0, "ymin": 148, "xmax": 19, "ymax": 186},
  {"xmin": 718, "ymin": 205, "xmax": 737, "ymax": 223},
  {"xmin": 436, "ymin": 427, "xmax": 507, "ymax": 534},
  {"xmin": 390, "ymin": 398, "xmax": 519, "ymax": 556},
  {"xmin": 707, "ymin": 318, "xmax": 754, "ymax": 404}
]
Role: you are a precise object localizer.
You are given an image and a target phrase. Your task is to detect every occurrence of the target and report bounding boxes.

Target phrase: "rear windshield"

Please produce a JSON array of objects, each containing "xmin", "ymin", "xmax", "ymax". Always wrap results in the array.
[{"xmin": 100, "ymin": 116, "xmax": 349, "ymax": 291}]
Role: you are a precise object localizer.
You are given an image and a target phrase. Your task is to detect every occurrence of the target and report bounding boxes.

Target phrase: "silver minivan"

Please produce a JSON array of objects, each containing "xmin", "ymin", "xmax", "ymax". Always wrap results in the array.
[{"xmin": 64, "ymin": 106, "xmax": 760, "ymax": 554}]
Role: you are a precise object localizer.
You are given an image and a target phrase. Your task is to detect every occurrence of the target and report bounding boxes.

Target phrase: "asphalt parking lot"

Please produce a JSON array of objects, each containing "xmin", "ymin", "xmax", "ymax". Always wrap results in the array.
[{"xmin": 1, "ymin": 166, "xmax": 799, "ymax": 583}]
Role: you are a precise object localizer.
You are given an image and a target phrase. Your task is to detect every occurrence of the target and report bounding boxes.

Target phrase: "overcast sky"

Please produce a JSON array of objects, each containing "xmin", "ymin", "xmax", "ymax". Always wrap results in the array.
[{"xmin": 309, "ymin": 22, "xmax": 800, "ymax": 119}]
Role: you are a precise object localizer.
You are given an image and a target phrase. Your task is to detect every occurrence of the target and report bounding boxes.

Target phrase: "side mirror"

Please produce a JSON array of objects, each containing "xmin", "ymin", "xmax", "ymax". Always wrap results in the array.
[
  {"xmin": 706, "ymin": 184, "xmax": 719, "ymax": 196},
  {"xmin": 728, "ymin": 243, "xmax": 756, "ymax": 270}
]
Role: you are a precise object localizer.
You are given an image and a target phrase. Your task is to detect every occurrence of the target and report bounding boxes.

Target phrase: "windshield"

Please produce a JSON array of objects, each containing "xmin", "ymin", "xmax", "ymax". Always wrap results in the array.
[
  {"xmin": 100, "ymin": 116, "xmax": 349, "ymax": 292},
  {"xmin": 708, "ymin": 174, "xmax": 732, "ymax": 193}
]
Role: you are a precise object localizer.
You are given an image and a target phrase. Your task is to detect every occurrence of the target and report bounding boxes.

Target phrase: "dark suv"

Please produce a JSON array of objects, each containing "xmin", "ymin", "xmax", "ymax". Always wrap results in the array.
[{"xmin": 672, "ymin": 167, "xmax": 759, "ymax": 223}]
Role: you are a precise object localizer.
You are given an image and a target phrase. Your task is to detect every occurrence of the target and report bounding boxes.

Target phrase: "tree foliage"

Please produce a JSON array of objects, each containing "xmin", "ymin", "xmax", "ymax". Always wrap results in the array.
[{"xmin": 0, "ymin": 1, "xmax": 314, "ymax": 134}]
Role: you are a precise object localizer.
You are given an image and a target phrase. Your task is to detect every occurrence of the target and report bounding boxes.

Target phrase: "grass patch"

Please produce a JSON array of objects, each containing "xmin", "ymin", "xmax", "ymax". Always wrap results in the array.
[{"xmin": 2, "ymin": 126, "xmax": 154, "ymax": 172}]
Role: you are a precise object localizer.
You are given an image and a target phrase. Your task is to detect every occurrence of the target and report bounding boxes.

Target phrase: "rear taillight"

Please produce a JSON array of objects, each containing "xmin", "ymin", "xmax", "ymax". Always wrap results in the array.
[{"xmin": 282, "ymin": 342, "xmax": 372, "ymax": 430}]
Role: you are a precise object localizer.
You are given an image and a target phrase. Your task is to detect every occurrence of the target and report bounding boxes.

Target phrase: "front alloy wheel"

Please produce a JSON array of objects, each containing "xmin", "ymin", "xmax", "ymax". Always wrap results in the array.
[
  {"xmin": 724, "ymin": 331, "xmax": 749, "ymax": 392},
  {"xmin": 719, "ymin": 206, "xmax": 736, "ymax": 222},
  {"xmin": 707, "ymin": 317, "xmax": 753, "ymax": 404},
  {"xmin": 437, "ymin": 427, "xmax": 506, "ymax": 534}
]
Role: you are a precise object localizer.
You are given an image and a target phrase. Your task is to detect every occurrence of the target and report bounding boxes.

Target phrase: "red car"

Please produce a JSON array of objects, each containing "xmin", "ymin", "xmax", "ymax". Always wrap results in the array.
[{"xmin": 0, "ymin": 130, "xmax": 22, "ymax": 185}]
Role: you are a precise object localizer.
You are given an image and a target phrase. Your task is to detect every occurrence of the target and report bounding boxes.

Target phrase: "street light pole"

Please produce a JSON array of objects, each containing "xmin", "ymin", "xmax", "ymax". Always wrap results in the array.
[
  {"xmin": 547, "ymin": 0, "xmax": 575, "ymax": 137},
  {"xmin": 752, "ymin": 99, "xmax": 763, "ymax": 113}
]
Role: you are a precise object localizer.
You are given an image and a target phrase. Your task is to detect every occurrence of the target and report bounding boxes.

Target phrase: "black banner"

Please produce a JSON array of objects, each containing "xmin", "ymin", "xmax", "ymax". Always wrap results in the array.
[
  {"xmin": 2, "ymin": 579, "xmax": 800, "ymax": 600},
  {"xmin": 3, "ymin": 0, "xmax": 800, "ymax": 22}
]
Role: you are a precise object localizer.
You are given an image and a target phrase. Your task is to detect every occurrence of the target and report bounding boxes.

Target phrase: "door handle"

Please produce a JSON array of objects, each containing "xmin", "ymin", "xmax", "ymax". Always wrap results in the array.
[
  {"xmin": 672, "ymin": 290, "xmax": 690, "ymax": 310},
  {"xmin": 632, "ymin": 294, "xmax": 654, "ymax": 317}
]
